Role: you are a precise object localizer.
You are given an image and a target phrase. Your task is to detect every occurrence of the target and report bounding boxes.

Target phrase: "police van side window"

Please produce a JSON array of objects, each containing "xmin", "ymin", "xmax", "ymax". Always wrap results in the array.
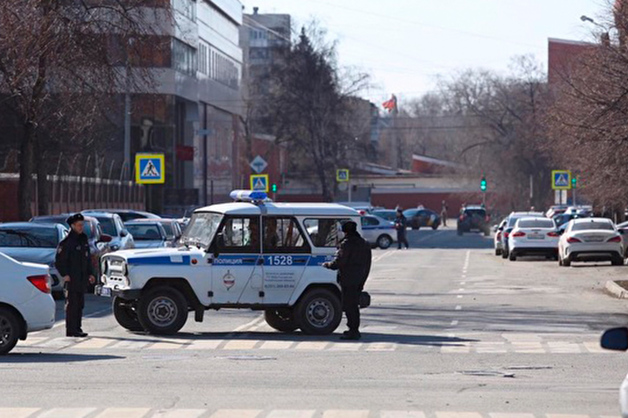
[
  {"xmin": 263, "ymin": 217, "xmax": 310, "ymax": 253},
  {"xmin": 303, "ymin": 218, "xmax": 349, "ymax": 248},
  {"xmin": 218, "ymin": 216, "xmax": 260, "ymax": 253}
]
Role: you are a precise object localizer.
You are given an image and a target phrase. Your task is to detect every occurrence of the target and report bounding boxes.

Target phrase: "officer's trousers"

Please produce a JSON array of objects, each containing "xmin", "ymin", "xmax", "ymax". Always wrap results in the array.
[
  {"xmin": 341, "ymin": 285, "xmax": 360, "ymax": 332},
  {"xmin": 65, "ymin": 289, "xmax": 85, "ymax": 334},
  {"xmin": 397, "ymin": 230, "xmax": 409, "ymax": 249}
]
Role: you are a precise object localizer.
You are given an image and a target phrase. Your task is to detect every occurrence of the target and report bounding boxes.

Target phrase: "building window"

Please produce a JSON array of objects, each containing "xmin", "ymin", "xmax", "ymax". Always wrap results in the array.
[
  {"xmin": 173, "ymin": 0, "xmax": 196, "ymax": 21},
  {"xmin": 210, "ymin": 48, "xmax": 240, "ymax": 90},
  {"xmin": 172, "ymin": 38, "xmax": 197, "ymax": 77},
  {"xmin": 198, "ymin": 41, "xmax": 209, "ymax": 75}
]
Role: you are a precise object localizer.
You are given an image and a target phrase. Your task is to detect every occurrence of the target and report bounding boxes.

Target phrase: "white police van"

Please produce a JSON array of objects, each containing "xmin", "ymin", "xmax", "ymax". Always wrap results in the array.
[{"xmin": 96, "ymin": 191, "xmax": 365, "ymax": 336}]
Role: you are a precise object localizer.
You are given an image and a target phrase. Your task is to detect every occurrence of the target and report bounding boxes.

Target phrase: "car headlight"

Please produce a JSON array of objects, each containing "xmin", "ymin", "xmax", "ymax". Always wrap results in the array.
[{"xmin": 110, "ymin": 244, "xmax": 120, "ymax": 251}]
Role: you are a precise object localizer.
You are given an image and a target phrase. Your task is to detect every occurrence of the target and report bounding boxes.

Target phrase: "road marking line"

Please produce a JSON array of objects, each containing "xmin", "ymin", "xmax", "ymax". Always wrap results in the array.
[
  {"xmin": 460, "ymin": 282, "xmax": 466, "ymax": 285},
  {"xmin": 501, "ymin": 333, "xmax": 542, "ymax": 342},
  {"xmin": 489, "ymin": 414, "xmax": 535, "ymax": 418},
  {"xmin": 436, "ymin": 412, "xmax": 482, "ymax": 418},
  {"xmin": 545, "ymin": 415, "xmax": 590, "ymax": 418},
  {"xmin": 186, "ymin": 340, "xmax": 224, "ymax": 350},
  {"xmin": 380, "ymin": 412, "xmax": 427, "ymax": 418},
  {"xmin": 259, "ymin": 340, "xmax": 295, "ymax": 350},
  {"xmin": 455, "ymin": 305, "xmax": 462, "ymax": 310},
  {"xmin": 512, "ymin": 342, "xmax": 545, "ymax": 353},
  {"xmin": 328, "ymin": 342, "xmax": 362, "ymax": 351},
  {"xmin": 457, "ymin": 295, "xmax": 463, "ymax": 299},
  {"xmin": 72, "ymin": 338, "xmax": 114, "ymax": 349},
  {"xmin": 148, "ymin": 341, "xmax": 188, "ymax": 350},
  {"xmin": 322, "ymin": 411, "xmax": 369, "ymax": 418},
  {"xmin": 583, "ymin": 341, "xmax": 609, "ymax": 354},
  {"xmin": 18, "ymin": 337, "xmax": 50, "ymax": 347},
  {"xmin": 441, "ymin": 345, "xmax": 470, "ymax": 353},
  {"xmin": 365, "ymin": 343, "xmax": 396, "ymax": 351},
  {"xmin": 547, "ymin": 342, "xmax": 582, "ymax": 353},
  {"xmin": 0, "ymin": 408, "xmax": 40, "ymax": 418},
  {"xmin": 458, "ymin": 288, "xmax": 465, "ymax": 292},
  {"xmin": 266, "ymin": 410, "xmax": 316, "ymax": 418},
  {"xmin": 222, "ymin": 340, "xmax": 259, "ymax": 350},
  {"xmin": 151, "ymin": 409, "xmax": 206, "ymax": 418},
  {"xmin": 94, "ymin": 408, "xmax": 150, "ymax": 418},
  {"xmin": 209, "ymin": 410, "xmax": 262, "ymax": 418},
  {"xmin": 450, "ymin": 320, "xmax": 459, "ymax": 326},
  {"xmin": 108, "ymin": 340, "xmax": 151, "ymax": 350},
  {"xmin": 295, "ymin": 341, "xmax": 330, "ymax": 350},
  {"xmin": 37, "ymin": 408, "xmax": 97, "ymax": 418}
]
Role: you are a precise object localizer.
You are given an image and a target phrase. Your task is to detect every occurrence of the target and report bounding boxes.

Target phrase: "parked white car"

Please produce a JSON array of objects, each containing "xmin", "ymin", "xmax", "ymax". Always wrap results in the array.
[
  {"xmin": 507, "ymin": 217, "xmax": 559, "ymax": 261},
  {"xmin": 361, "ymin": 215, "xmax": 396, "ymax": 249},
  {"xmin": 0, "ymin": 253, "xmax": 55, "ymax": 354},
  {"xmin": 493, "ymin": 218, "xmax": 507, "ymax": 256},
  {"xmin": 558, "ymin": 218, "xmax": 625, "ymax": 267}
]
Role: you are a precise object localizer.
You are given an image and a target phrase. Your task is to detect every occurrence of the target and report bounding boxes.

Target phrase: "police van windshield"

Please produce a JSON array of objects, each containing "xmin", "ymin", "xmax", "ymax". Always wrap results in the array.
[{"xmin": 181, "ymin": 212, "xmax": 223, "ymax": 247}]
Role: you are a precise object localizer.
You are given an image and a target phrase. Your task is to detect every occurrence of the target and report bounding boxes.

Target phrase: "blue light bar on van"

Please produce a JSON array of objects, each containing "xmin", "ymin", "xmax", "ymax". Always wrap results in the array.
[{"xmin": 230, "ymin": 190, "xmax": 268, "ymax": 202}]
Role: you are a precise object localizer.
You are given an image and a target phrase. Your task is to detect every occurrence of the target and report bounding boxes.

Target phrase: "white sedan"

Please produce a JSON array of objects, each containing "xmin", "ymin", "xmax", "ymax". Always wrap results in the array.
[
  {"xmin": 0, "ymin": 253, "xmax": 55, "ymax": 354},
  {"xmin": 507, "ymin": 217, "xmax": 559, "ymax": 261},
  {"xmin": 558, "ymin": 218, "xmax": 625, "ymax": 267}
]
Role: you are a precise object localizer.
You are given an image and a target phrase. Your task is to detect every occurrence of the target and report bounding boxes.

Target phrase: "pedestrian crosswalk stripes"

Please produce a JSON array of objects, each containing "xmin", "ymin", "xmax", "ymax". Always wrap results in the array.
[
  {"xmin": 0, "ymin": 408, "xmax": 620, "ymax": 418},
  {"xmin": 12, "ymin": 334, "xmax": 618, "ymax": 354}
]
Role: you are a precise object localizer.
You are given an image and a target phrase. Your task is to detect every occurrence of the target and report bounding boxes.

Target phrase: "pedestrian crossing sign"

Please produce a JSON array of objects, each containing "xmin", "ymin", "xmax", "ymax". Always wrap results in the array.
[
  {"xmin": 552, "ymin": 170, "xmax": 571, "ymax": 190},
  {"xmin": 136, "ymin": 154, "xmax": 165, "ymax": 184},
  {"xmin": 336, "ymin": 169, "xmax": 350, "ymax": 182},
  {"xmin": 250, "ymin": 174, "xmax": 269, "ymax": 192}
]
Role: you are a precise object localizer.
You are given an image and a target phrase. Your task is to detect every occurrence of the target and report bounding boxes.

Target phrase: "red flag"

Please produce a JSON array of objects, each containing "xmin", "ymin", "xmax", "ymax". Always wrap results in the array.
[{"xmin": 382, "ymin": 94, "xmax": 397, "ymax": 112}]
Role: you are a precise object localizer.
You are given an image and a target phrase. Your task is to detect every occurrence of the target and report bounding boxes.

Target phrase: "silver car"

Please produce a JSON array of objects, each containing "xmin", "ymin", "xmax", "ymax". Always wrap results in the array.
[
  {"xmin": 360, "ymin": 215, "xmax": 396, "ymax": 249},
  {"xmin": 124, "ymin": 221, "xmax": 169, "ymax": 249}
]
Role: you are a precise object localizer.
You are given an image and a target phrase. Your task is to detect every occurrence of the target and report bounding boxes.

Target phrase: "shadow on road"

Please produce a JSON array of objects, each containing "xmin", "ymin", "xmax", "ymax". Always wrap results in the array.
[
  {"xmin": 407, "ymin": 229, "xmax": 493, "ymax": 250},
  {"xmin": 2, "ymin": 353, "xmax": 123, "ymax": 363}
]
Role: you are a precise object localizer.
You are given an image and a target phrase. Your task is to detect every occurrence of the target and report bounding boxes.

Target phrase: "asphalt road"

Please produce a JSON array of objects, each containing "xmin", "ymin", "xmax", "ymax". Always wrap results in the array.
[{"xmin": 2, "ymin": 225, "xmax": 628, "ymax": 418}]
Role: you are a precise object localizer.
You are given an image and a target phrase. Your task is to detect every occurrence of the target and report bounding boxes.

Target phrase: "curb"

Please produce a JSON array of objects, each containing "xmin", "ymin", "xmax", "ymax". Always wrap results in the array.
[{"xmin": 605, "ymin": 280, "xmax": 628, "ymax": 299}]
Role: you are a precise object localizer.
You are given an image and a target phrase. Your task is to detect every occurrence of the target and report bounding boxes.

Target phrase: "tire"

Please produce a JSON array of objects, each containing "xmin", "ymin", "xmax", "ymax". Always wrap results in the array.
[
  {"xmin": 501, "ymin": 249, "xmax": 508, "ymax": 259},
  {"xmin": 432, "ymin": 224, "xmax": 439, "ymax": 230},
  {"xmin": 495, "ymin": 248, "xmax": 502, "ymax": 256},
  {"xmin": 137, "ymin": 287, "xmax": 188, "ymax": 335},
  {"xmin": 412, "ymin": 225, "xmax": 420, "ymax": 230},
  {"xmin": 376, "ymin": 234, "xmax": 392, "ymax": 250},
  {"xmin": 113, "ymin": 297, "xmax": 144, "ymax": 332},
  {"xmin": 0, "ymin": 307, "xmax": 20, "ymax": 355},
  {"xmin": 558, "ymin": 256, "xmax": 563, "ymax": 266},
  {"xmin": 295, "ymin": 288, "xmax": 342, "ymax": 335},
  {"xmin": 264, "ymin": 308, "xmax": 298, "ymax": 333},
  {"xmin": 509, "ymin": 252, "xmax": 517, "ymax": 261},
  {"xmin": 562, "ymin": 256, "xmax": 571, "ymax": 267},
  {"xmin": 612, "ymin": 256, "xmax": 624, "ymax": 266}
]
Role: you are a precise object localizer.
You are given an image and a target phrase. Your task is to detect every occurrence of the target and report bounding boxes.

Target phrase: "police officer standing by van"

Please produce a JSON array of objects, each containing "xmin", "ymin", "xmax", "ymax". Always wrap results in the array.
[
  {"xmin": 323, "ymin": 221, "xmax": 372, "ymax": 340},
  {"xmin": 55, "ymin": 213, "xmax": 96, "ymax": 337}
]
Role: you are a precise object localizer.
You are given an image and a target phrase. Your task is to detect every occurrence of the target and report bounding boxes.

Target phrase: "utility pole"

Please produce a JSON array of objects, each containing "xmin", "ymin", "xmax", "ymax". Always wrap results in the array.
[{"xmin": 123, "ymin": 37, "xmax": 135, "ymax": 180}]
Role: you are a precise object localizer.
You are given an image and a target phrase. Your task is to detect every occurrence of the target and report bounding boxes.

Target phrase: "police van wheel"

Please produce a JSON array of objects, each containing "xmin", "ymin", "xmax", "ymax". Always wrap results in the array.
[
  {"xmin": 377, "ymin": 235, "xmax": 392, "ymax": 250},
  {"xmin": 0, "ymin": 307, "xmax": 20, "ymax": 355},
  {"xmin": 137, "ymin": 287, "xmax": 188, "ymax": 335},
  {"xmin": 113, "ymin": 297, "xmax": 144, "ymax": 332},
  {"xmin": 295, "ymin": 289, "xmax": 342, "ymax": 336},
  {"xmin": 264, "ymin": 309, "xmax": 298, "ymax": 333}
]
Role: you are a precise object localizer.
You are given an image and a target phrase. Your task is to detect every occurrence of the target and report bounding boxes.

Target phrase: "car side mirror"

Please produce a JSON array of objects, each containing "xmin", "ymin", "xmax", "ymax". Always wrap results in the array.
[
  {"xmin": 99, "ymin": 234, "xmax": 113, "ymax": 243},
  {"xmin": 619, "ymin": 229, "xmax": 625, "ymax": 235},
  {"xmin": 601, "ymin": 327, "xmax": 628, "ymax": 351},
  {"xmin": 213, "ymin": 233, "xmax": 225, "ymax": 258},
  {"xmin": 498, "ymin": 226, "xmax": 504, "ymax": 232},
  {"xmin": 120, "ymin": 229, "xmax": 128, "ymax": 237}
]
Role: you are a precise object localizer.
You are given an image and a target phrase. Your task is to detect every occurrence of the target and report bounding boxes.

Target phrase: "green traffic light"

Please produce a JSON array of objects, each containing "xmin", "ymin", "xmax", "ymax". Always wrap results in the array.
[
  {"xmin": 571, "ymin": 177, "xmax": 577, "ymax": 187},
  {"xmin": 480, "ymin": 177, "xmax": 487, "ymax": 192},
  {"xmin": 271, "ymin": 184, "xmax": 278, "ymax": 193}
]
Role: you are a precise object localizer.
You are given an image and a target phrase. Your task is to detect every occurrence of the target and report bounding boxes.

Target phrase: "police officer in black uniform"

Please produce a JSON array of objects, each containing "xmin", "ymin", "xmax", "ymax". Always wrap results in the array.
[
  {"xmin": 55, "ymin": 213, "xmax": 96, "ymax": 337},
  {"xmin": 323, "ymin": 221, "xmax": 372, "ymax": 340}
]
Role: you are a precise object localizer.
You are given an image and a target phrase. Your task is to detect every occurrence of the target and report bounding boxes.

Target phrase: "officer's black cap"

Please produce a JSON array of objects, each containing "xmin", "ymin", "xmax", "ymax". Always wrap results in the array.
[
  {"xmin": 341, "ymin": 220, "xmax": 357, "ymax": 233},
  {"xmin": 66, "ymin": 213, "xmax": 85, "ymax": 225}
]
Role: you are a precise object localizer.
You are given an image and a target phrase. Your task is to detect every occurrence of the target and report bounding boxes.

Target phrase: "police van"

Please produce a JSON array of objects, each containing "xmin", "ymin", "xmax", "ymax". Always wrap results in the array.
[{"xmin": 96, "ymin": 191, "xmax": 366, "ymax": 336}]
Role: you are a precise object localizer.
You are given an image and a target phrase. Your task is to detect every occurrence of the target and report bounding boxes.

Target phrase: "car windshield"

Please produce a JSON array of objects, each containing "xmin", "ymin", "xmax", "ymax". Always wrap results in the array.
[
  {"xmin": 126, "ymin": 224, "xmax": 164, "ymax": 241},
  {"xmin": 181, "ymin": 212, "xmax": 223, "ymax": 247},
  {"xmin": 518, "ymin": 219, "xmax": 555, "ymax": 228},
  {"xmin": 160, "ymin": 222, "xmax": 175, "ymax": 239},
  {"xmin": 94, "ymin": 217, "xmax": 116, "ymax": 236},
  {"xmin": 117, "ymin": 213, "xmax": 142, "ymax": 222},
  {"xmin": 0, "ymin": 227, "xmax": 59, "ymax": 248},
  {"xmin": 572, "ymin": 222, "xmax": 614, "ymax": 231}
]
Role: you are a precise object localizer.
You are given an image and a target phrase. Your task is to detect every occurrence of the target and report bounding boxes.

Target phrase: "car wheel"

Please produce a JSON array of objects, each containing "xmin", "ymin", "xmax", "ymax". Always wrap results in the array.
[
  {"xmin": 264, "ymin": 308, "xmax": 298, "ymax": 333},
  {"xmin": 501, "ymin": 249, "xmax": 508, "ymax": 259},
  {"xmin": 113, "ymin": 297, "xmax": 144, "ymax": 332},
  {"xmin": 0, "ymin": 307, "xmax": 20, "ymax": 355},
  {"xmin": 558, "ymin": 256, "xmax": 563, "ymax": 266},
  {"xmin": 612, "ymin": 256, "xmax": 625, "ymax": 266},
  {"xmin": 509, "ymin": 252, "xmax": 517, "ymax": 261},
  {"xmin": 295, "ymin": 288, "xmax": 342, "ymax": 336},
  {"xmin": 377, "ymin": 235, "xmax": 392, "ymax": 250},
  {"xmin": 495, "ymin": 248, "xmax": 502, "ymax": 256},
  {"xmin": 432, "ymin": 224, "xmax": 439, "ymax": 230},
  {"xmin": 138, "ymin": 287, "xmax": 188, "ymax": 335},
  {"xmin": 562, "ymin": 256, "xmax": 571, "ymax": 267}
]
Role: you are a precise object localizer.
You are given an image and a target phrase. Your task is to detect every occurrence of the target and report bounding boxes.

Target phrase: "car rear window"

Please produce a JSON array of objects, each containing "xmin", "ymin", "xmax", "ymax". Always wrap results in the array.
[
  {"xmin": 518, "ymin": 219, "xmax": 555, "ymax": 228},
  {"xmin": 464, "ymin": 209, "xmax": 486, "ymax": 217},
  {"xmin": 572, "ymin": 222, "xmax": 614, "ymax": 231},
  {"xmin": 0, "ymin": 227, "xmax": 59, "ymax": 247},
  {"xmin": 126, "ymin": 224, "xmax": 164, "ymax": 240}
]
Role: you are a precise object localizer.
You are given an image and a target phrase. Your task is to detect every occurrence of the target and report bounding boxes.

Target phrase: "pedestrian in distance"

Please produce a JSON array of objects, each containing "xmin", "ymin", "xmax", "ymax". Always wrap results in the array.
[
  {"xmin": 441, "ymin": 200, "xmax": 448, "ymax": 227},
  {"xmin": 323, "ymin": 221, "xmax": 372, "ymax": 340},
  {"xmin": 395, "ymin": 209, "xmax": 409, "ymax": 249},
  {"xmin": 55, "ymin": 213, "xmax": 96, "ymax": 338}
]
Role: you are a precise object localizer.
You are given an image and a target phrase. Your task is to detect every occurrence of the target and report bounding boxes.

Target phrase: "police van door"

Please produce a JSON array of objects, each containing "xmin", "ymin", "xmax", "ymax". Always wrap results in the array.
[
  {"xmin": 212, "ymin": 216, "xmax": 263, "ymax": 304},
  {"xmin": 260, "ymin": 217, "xmax": 311, "ymax": 304}
]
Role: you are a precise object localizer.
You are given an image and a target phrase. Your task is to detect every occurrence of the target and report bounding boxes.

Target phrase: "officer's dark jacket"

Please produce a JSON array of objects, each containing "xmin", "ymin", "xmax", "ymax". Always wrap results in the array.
[
  {"xmin": 328, "ymin": 233, "xmax": 372, "ymax": 289},
  {"xmin": 395, "ymin": 215, "xmax": 407, "ymax": 231},
  {"xmin": 55, "ymin": 230, "xmax": 94, "ymax": 292}
]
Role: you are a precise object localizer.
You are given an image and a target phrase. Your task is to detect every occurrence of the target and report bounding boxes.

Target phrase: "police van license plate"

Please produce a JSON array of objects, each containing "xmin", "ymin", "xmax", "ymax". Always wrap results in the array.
[{"xmin": 96, "ymin": 286, "xmax": 112, "ymax": 297}]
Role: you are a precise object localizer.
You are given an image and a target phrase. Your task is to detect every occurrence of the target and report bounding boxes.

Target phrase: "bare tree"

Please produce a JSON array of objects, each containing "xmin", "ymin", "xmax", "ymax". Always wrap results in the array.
[{"xmin": 0, "ymin": 0, "xmax": 168, "ymax": 219}]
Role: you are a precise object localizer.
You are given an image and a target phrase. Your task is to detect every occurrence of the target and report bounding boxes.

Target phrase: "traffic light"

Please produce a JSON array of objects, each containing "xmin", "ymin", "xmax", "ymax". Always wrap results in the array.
[
  {"xmin": 571, "ymin": 177, "xmax": 577, "ymax": 189},
  {"xmin": 271, "ymin": 183, "xmax": 278, "ymax": 193},
  {"xmin": 480, "ymin": 177, "xmax": 487, "ymax": 192}
]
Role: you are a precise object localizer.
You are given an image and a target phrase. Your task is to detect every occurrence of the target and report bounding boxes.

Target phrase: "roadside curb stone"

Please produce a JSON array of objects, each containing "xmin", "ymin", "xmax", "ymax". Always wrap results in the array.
[{"xmin": 605, "ymin": 280, "xmax": 628, "ymax": 299}]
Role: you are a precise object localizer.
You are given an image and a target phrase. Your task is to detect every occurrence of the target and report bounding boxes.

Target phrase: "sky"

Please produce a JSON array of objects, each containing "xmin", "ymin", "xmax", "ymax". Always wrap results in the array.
[{"xmin": 240, "ymin": 0, "xmax": 611, "ymax": 106}]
